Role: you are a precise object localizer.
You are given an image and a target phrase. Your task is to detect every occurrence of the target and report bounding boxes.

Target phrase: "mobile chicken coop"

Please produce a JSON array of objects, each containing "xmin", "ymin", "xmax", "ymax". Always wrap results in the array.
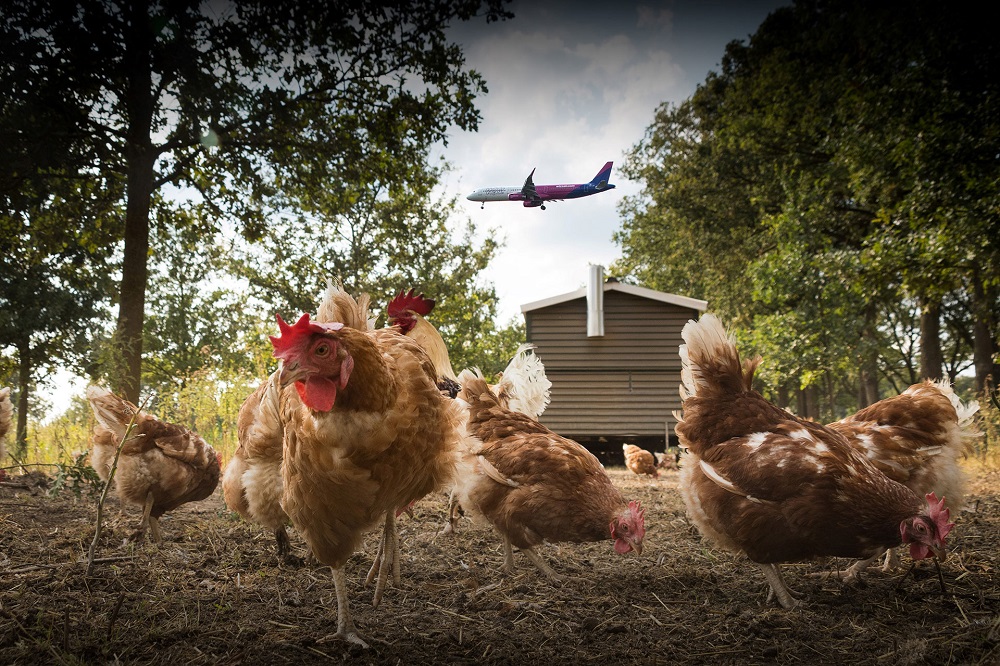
[{"xmin": 521, "ymin": 266, "xmax": 707, "ymax": 462}]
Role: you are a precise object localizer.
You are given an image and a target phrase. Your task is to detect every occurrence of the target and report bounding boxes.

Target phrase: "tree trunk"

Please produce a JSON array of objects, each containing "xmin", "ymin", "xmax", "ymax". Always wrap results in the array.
[
  {"xmin": 919, "ymin": 296, "xmax": 943, "ymax": 381},
  {"xmin": 776, "ymin": 382, "xmax": 790, "ymax": 410},
  {"xmin": 858, "ymin": 303, "xmax": 880, "ymax": 407},
  {"xmin": 804, "ymin": 384, "xmax": 820, "ymax": 420},
  {"xmin": 113, "ymin": 1, "xmax": 157, "ymax": 404},
  {"xmin": 970, "ymin": 266, "xmax": 999, "ymax": 394}
]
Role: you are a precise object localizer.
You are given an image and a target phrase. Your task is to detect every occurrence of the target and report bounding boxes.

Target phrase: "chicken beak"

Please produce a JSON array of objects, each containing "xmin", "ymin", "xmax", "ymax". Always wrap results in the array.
[
  {"xmin": 930, "ymin": 543, "xmax": 948, "ymax": 562},
  {"xmin": 276, "ymin": 360, "xmax": 303, "ymax": 388},
  {"xmin": 628, "ymin": 538, "xmax": 643, "ymax": 556}
]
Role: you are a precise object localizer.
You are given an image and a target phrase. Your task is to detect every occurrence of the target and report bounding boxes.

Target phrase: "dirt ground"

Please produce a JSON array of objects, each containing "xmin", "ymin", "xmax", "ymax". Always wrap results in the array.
[{"xmin": 1, "ymin": 466, "xmax": 998, "ymax": 665}]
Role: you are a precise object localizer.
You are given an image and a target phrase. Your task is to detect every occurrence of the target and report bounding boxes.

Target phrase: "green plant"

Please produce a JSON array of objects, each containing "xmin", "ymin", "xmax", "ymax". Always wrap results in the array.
[{"xmin": 48, "ymin": 451, "xmax": 103, "ymax": 498}]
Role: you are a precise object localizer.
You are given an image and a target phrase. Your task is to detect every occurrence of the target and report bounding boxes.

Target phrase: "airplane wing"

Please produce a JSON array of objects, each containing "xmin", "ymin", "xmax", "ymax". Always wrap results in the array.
[{"xmin": 521, "ymin": 168, "xmax": 541, "ymax": 202}]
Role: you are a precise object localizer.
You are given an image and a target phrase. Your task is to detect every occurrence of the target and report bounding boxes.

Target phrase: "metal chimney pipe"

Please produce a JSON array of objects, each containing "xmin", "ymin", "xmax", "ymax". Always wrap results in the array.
[{"xmin": 587, "ymin": 264, "xmax": 605, "ymax": 337}]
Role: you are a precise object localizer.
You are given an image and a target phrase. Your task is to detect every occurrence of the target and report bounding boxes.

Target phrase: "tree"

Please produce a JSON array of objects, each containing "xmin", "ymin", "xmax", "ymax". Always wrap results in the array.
[
  {"xmin": 1, "ymin": 0, "xmax": 512, "ymax": 403},
  {"xmin": 0, "ymin": 179, "xmax": 121, "ymax": 455},
  {"xmin": 230, "ymin": 158, "xmax": 514, "ymax": 376},
  {"xmin": 615, "ymin": 0, "xmax": 999, "ymax": 416}
]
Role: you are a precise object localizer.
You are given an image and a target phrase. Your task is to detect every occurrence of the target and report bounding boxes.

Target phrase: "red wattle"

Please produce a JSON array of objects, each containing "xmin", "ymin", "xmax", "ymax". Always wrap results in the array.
[{"xmin": 296, "ymin": 376, "xmax": 339, "ymax": 412}]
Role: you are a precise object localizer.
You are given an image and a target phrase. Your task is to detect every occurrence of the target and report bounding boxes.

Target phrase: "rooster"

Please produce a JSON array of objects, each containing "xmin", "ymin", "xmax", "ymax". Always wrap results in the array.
[
  {"xmin": 824, "ymin": 380, "xmax": 978, "ymax": 577},
  {"xmin": 623, "ymin": 444, "xmax": 658, "ymax": 478},
  {"xmin": 269, "ymin": 291, "xmax": 465, "ymax": 648},
  {"xmin": 386, "ymin": 288, "xmax": 459, "ymax": 398},
  {"xmin": 453, "ymin": 371, "xmax": 645, "ymax": 583},
  {"xmin": 675, "ymin": 314, "xmax": 953, "ymax": 609},
  {"xmin": 87, "ymin": 386, "xmax": 221, "ymax": 543},
  {"xmin": 223, "ymin": 284, "xmax": 373, "ymax": 562}
]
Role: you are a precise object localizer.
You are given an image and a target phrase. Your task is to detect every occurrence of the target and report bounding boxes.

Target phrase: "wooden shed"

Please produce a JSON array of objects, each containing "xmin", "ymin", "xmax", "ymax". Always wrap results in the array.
[{"xmin": 521, "ymin": 266, "xmax": 707, "ymax": 459}]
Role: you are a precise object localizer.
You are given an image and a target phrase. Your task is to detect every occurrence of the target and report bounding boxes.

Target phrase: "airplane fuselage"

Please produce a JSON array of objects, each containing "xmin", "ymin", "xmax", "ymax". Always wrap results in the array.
[
  {"xmin": 466, "ymin": 161, "xmax": 616, "ymax": 209},
  {"xmin": 467, "ymin": 182, "xmax": 612, "ymax": 203}
]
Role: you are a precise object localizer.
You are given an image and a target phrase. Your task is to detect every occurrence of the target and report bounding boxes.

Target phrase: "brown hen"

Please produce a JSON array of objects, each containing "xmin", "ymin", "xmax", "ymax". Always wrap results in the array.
[
  {"xmin": 453, "ymin": 372, "xmax": 645, "ymax": 583},
  {"xmin": 675, "ymin": 314, "xmax": 953, "ymax": 609},
  {"xmin": 269, "ymin": 292, "xmax": 465, "ymax": 648},
  {"xmin": 87, "ymin": 386, "xmax": 221, "ymax": 543}
]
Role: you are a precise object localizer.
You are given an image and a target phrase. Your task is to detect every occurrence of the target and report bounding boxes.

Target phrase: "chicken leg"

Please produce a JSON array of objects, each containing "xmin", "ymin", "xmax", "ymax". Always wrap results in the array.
[
  {"xmin": 501, "ymin": 537, "xmax": 516, "ymax": 574},
  {"xmin": 364, "ymin": 512, "xmax": 401, "ymax": 607},
  {"xmin": 147, "ymin": 515, "xmax": 163, "ymax": 544},
  {"xmin": 443, "ymin": 489, "xmax": 462, "ymax": 534},
  {"xmin": 758, "ymin": 563, "xmax": 802, "ymax": 609},
  {"xmin": 128, "ymin": 491, "xmax": 156, "ymax": 543},
  {"xmin": 322, "ymin": 566, "xmax": 368, "ymax": 648}
]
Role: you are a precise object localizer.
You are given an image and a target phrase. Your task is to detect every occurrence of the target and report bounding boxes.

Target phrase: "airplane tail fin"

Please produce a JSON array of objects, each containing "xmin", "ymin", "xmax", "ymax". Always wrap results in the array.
[{"xmin": 590, "ymin": 161, "xmax": 614, "ymax": 189}]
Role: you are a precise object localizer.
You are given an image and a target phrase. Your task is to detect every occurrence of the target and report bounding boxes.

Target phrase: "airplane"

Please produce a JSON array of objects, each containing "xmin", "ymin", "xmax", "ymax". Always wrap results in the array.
[{"xmin": 466, "ymin": 161, "xmax": 616, "ymax": 210}]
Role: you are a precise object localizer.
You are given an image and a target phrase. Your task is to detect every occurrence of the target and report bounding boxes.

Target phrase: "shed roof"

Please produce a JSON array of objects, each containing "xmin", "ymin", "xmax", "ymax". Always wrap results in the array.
[{"xmin": 520, "ymin": 281, "xmax": 708, "ymax": 314}]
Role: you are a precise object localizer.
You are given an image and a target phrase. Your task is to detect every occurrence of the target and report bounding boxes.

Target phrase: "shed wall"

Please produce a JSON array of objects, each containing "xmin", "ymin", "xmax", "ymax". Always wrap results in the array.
[{"xmin": 525, "ymin": 290, "xmax": 698, "ymax": 441}]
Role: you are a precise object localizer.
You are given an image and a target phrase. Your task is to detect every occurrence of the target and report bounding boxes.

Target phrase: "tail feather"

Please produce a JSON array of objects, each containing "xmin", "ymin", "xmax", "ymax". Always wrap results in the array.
[
  {"xmin": 680, "ymin": 314, "xmax": 758, "ymax": 399},
  {"xmin": 316, "ymin": 280, "xmax": 374, "ymax": 331},
  {"xmin": 929, "ymin": 379, "xmax": 981, "ymax": 433},
  {"xmin": 927, "ymin": 380, "xmax": 982, "ymax": 459},
  {"xmin": 86, "ymin": 385, "xmax": 140, "ymax": 440},
  {"xmin": 493, "ymin": 344, "xmax": 552, "ymax": 419}
]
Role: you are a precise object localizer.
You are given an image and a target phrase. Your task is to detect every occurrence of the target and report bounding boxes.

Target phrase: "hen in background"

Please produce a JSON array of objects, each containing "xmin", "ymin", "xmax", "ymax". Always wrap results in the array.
[
  {"xmin": 386, "ymin": 288, "xmax": 459, "ymax": 397},
  {"xmin": 223, "ymin": 283, "xmax": 374, "ymax": 561},
  {"xmin": 825, "ymin": 380, "xmax": 978, "ymax": 577},
  {"xmin": 675, "ymin": 314, "xmax": 953, "ymax": 609},
  {"xmin": 654, "ymin": 450, "xmax": 679, "ymax": 472},
  {"xmin": 270, "ymin": 287, "xmax": 465, "ymax": 647},
  {"xmin": 87, "ymin": 386, "xmax": 221, "ymax": 543},
  {"xmin": 0, "ymin": 387, "xmax": 11, "ymax": 475},
  {"xmin": 623, "ymin": 444, "xmax": 658, "ymax": 478},
  {"xmin": 453, "ymin": 371, "xmax": 645, "ymax": 583}
]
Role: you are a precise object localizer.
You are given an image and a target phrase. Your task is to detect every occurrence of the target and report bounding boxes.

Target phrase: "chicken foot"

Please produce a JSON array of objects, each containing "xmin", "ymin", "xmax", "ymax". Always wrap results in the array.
[
  {"xmin": 364, "ymin": 512, "xmax": 401, "ymax": 607},
  {"xmin": 521, "ymin": 547, "xmax": 565, "ymax": 584},
  {"xmin": 758, "ymin": 563, "xmax": 803, "ymax": 609},
  {"xmin": 320, "ymin": 566, "xmax": 368, "ymax": 649},
  {"xmin": 808, "ymin": 549, "xmax": 886, "ymax": 583},
  {"xmin": 273, "ymin": 526, "xmax": 307, "ymax": 565}
]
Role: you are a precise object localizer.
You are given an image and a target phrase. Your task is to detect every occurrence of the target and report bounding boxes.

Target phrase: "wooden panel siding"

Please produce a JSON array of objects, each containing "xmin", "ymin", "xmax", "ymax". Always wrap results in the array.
[
  {"xmin": 539, "ymin": 370, "xmax": 684, "ymax": 438},
  {"xmin": 525, "ymin": 288, "xmax": 702, "ymax": 443}
]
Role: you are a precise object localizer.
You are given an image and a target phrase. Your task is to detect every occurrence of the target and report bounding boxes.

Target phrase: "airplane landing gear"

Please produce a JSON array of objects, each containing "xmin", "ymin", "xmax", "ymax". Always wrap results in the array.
[
  {"xmin": 541, "ymin": 205, "xmax": 546, "ymax": 210},
  {"xmin": 480, "ymin": 203, "xmax": 485, "ymax": 210}
]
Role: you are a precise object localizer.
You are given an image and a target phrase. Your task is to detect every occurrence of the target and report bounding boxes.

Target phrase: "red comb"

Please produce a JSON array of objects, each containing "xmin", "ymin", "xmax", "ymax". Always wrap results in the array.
[
  {"xmin": 269, "ymin": 313, "xmax": 344, "ymax": 359},
  {"xmin": 387, "ymin": 288, "xmax": 435, "ymax": 320},
  {"xmin": 628, "ymin": 500, "xmax": 646, "ymax": 537},
  {"xmin": 925, "ymin": 492, "xmax": 954, "ymax": 539}
]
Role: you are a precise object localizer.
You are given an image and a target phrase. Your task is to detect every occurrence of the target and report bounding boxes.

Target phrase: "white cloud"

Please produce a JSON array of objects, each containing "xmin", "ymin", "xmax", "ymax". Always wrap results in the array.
[{"xmin": 436, "ymin": 1, "xmax": 786, "ymax": 320}]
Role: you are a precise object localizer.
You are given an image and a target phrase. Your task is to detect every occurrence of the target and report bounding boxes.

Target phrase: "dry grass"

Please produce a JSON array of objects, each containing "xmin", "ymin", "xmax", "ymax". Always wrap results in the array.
[{"xmin": 1, "ymin": 467, "xmax": 998, "ymax": 665}]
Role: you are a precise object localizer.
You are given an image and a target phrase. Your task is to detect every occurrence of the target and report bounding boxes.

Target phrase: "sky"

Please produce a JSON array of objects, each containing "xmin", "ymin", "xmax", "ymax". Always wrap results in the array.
[{"xmin": 432, "ymin": 0, "xmax": 789, "ymax": 322}]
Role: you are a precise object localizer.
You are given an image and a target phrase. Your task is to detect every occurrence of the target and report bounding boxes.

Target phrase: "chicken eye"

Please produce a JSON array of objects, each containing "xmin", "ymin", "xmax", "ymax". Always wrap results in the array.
[
  {"xmin": 620, "ymin": 523, "xmax": 629, "ymax": 533},
  {"xmin": 314, "ymin": 343, "xmax": 331, "ymax": 357}
]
